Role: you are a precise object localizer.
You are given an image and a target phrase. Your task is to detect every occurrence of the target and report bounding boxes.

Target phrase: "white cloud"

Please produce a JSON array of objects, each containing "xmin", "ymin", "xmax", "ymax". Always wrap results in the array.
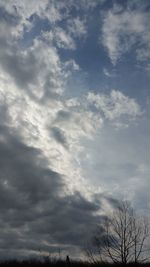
[
  {"xmin": 67, "ymin": 17, "xmax": 87, "ymax": 38},
  {"xmin": 102, "ymin": 6, "xmax": 150, "ymax": 65},
  {"xmin": 43, "ymin": 18, "xmax": 87, "ymax": 50},
  {"xmin": 103, "ymin": 68, "xmax": 116, "ymax": 77},
  {"xmin": 87, "ymin": 90, "xmax": 142, "ymax": 121},
  {"xmin": 0, "ymin": 38, "xmax": 64, "ymax": 100},
  {"xmin": 0, "ymin": 0, "xmax": 94, "ymax": 45},
  {"xmin": 53, "ymin": 27, "xmax": 76, "ymax": 50},
  {"xmin": 0, "ymin": 0, "xmax": 61, "ymax": 26}
]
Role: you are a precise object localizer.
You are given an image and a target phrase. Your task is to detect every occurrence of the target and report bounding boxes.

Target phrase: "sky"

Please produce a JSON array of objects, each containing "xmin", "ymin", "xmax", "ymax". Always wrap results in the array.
[{"xmin": 0, "ymin": 0, "xmax": 150, "ymax": 260}]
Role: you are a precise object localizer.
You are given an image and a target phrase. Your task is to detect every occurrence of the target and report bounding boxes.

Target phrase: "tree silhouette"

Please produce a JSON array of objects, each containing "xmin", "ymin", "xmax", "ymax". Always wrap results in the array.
[{"xmin": 91, "ymin": 201, "xmax": 150, "ymax": 264}]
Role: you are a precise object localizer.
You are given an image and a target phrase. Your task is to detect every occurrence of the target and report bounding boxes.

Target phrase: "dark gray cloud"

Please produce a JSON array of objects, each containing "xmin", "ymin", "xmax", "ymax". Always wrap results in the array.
[
  {"xmin": 51, "ymin": 126, "xmax": 68, "ymax": 148},
  {"xmin": 0, "ymin": 6, "xmax": 20, "ymax": 26},
  {"xmin": 0, "ymin": 125, "xmax": 63, "ymax": 207},
  {"xmin": 56, "ymin": 110, "xmax": 71, "ymax": 122},
  {"xmin": 0, "ymin": 125, "xmax": 105, "ymax": 259}
]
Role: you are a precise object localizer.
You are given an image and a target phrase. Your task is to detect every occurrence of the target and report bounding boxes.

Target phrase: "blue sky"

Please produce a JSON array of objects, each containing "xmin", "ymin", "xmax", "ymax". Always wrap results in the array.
[{"xmin": 0, "ymin": 0, "xmax": 150, "ymax": 260}]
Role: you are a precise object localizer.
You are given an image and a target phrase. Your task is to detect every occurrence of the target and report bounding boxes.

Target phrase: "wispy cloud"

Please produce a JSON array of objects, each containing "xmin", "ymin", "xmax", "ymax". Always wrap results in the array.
[{"xmin": 101, "ymin": 4, "xmax": 150, "ymax": 65}]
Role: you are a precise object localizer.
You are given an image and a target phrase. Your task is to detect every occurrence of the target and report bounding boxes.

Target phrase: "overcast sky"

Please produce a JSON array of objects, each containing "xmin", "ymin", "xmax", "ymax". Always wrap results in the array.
[{"xmin": 0, "ymin": 0, "xmax": 150, "ymax": 260}]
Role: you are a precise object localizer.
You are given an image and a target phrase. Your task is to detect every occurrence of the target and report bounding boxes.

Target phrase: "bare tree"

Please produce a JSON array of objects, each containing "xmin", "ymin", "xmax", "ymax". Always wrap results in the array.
[{"xmin": 91, "ymin": 201, "xmax": 150, "ymax": 264}]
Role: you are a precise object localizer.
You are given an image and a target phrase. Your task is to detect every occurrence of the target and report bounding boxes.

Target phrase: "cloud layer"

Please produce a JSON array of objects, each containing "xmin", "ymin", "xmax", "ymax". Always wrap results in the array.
[{"xmin": 0, "ymin": 0, "xmax": 149, "ymax": 260}]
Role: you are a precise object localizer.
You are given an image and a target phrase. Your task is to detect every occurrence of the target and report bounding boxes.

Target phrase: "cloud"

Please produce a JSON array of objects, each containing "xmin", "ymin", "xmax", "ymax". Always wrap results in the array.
[
  {"xmin": 0, "ymin": 0, "xmax": 98, "ymax": 46},
  {"xmin": 51, "ymin": 126, "xmax": 68, "ymax": 149},
  {"xmin": 0, "ymin": 0, "xmax": 61, "ymax": 28},
  {"xmin": 87, "ymin": 90, "xmax": 142, "ymax": 121},
  {"xmin": 0, "ymin": 125, "xmax": 63, "ymax": 202},
  {"xmin": 103, "ymin": 68, "xmax": 116, "ymax": 77},
  {"xmin": 0, "ymin": 124, "xmax": 107, "ymax": 259},
  {"xmin": 0, "ymin": 37, "xmax": 64, "ymax": 101},
  {"xmin": 101, "ymin": 4, "xmax": 150, "ymax": 65},
  {"xmin": 43, "ymin": 27, "xmax": 76, "ymax": 50},
  {"xmin": 67, "ymin": 17, "xmax": 87, "ymax": 39},
  {"xmin": 0, "ymin": 0, "xmax": 148, "ymax": 260}
]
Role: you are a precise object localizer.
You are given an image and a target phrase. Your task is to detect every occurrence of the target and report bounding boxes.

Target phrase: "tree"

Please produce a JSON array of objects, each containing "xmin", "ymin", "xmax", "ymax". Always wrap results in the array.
[{"xmin": 91, "ymin": 201, "xmax": 150, "ymax": 264}]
